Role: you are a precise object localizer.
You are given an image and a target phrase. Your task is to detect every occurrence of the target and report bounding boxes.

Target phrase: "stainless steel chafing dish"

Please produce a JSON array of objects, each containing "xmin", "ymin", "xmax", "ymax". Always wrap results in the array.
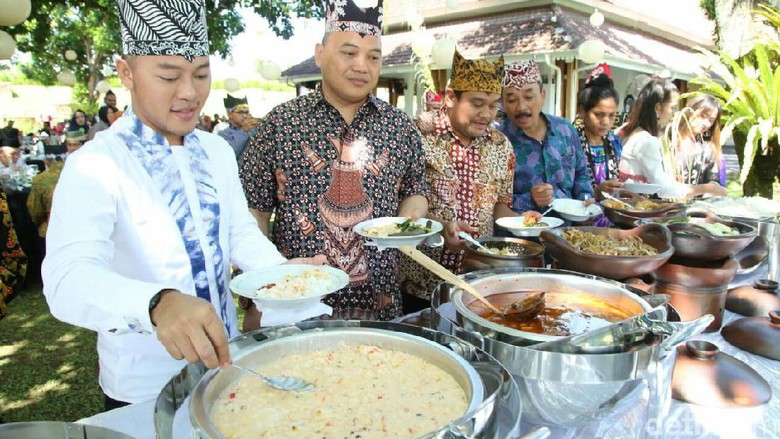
[{"xmin": 154, "ymin": 320, "xmax": 523, "ymax": 438}]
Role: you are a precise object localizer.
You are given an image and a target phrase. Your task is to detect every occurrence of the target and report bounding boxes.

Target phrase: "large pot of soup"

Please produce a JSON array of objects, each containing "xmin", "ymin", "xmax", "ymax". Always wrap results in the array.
[
  {"xmin": 431, "ymin": 268, "xmax": 690, "ymax": 434},
  {"xmin": 154, "ymin": 321, "xmax": 523, "ymax": 439}
]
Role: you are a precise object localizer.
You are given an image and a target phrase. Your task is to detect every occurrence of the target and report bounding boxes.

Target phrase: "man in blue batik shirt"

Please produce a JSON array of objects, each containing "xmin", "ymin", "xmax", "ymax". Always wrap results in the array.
[
  {"xmin": 217, "ymin": 94, "xmax": 256, "ymax": 165},
  {"xmin": 498, "ymin": 60, "xmax": 594, "ymax": 213}
]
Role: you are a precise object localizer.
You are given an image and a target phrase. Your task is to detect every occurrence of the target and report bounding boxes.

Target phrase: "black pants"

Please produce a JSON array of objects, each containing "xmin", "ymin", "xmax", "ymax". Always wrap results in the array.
[{"xmin": 104, "ymin": 394, "xmax": 131, "ymax": 412}]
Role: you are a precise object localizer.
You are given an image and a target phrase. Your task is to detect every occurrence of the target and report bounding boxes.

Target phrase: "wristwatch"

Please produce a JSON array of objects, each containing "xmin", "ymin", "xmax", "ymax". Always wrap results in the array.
[{"xmin": 148, "ymin": 290, "xmax": 166, "ymax": 326}]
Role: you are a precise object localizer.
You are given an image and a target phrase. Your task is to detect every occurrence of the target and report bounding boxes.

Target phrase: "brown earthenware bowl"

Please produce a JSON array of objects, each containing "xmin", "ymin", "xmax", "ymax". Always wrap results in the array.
[
  {"xmin": 654, "ymin": 256, "xmax": 739, "ymax": 289},
  {"xmin": 725, "ymin": 279, "xmax": 780, "ymax": 317},
  {"xmin": 600, "ymin": 189, "xmax": 686, "ymax": 228},
  {"xmin": 721, "ymin": 311, "xmax": 780, "ymax": 361},
  {"xmin": 539, "ymin": 224, "xmax": 674, "ymax": 280},
  {"xmin": 462, "ymin": 237, "xmax": 545, "ymax": 273}
]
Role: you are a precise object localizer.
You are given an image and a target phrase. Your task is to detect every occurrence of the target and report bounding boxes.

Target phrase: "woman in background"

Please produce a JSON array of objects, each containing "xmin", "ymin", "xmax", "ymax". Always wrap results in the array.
[
  {"xmin": 575, "ymin": 64, "xmax": 624, "ymax": 199},
  {"xmin": 67, "ymin": 109, "xmax": 91, "ymax": 133},
  {"xmin": 667, "ymin": 94, "xmax": 726, "ymax": 187},
  {"xmin": 87, "ymin": 106, "xmax": 117, "ymax": 141}
]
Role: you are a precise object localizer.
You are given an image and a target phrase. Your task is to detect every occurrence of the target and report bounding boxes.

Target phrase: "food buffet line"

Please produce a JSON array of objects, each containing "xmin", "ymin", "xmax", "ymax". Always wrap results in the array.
[{"xmin": 16, "ymin": 194, "xmax": 780, "ymax": 438}]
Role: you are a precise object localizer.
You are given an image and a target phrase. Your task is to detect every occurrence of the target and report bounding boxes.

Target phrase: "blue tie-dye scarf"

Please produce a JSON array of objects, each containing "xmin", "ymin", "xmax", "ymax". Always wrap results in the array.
[{"xmin": 117, "ymin": 108, "xmax": 231, "ymax": 334}]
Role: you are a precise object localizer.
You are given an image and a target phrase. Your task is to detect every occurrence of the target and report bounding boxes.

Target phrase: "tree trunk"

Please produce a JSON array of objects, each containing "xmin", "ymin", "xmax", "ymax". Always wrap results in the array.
[{"xmin": 735, "ymin": 130, "xmax": 780, "ymax": 200}]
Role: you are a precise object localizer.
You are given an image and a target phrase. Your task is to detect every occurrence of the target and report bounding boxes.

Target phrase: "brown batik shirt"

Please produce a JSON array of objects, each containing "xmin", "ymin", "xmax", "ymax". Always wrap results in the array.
[
  {"xmin": 401, "ymin": 108, "xmax": 514, "ymax": 300},
  {"xmin": 241, "ymin": 87, "xmax": 426, "ymax": 321}
]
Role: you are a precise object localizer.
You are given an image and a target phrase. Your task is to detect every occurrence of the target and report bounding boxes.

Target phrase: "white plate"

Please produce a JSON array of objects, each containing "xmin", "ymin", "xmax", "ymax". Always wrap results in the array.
[
  {"xmin": 229, "ymin": 265, "xmax": 348, "ymax": 309},
  {"xmin": 552, "ymin": 199, "xmax": 603, "ymax": 222},
  {"xmin": 496, "ymin": 216, "xmax": 564, "ymax": 237},
  {"xmin": 624, "ymin": 182, "xmax": 663, "ymax": 195},
  {"xmin": 354, "ymin": 217, "xmax": 443, "ymax": 248}
]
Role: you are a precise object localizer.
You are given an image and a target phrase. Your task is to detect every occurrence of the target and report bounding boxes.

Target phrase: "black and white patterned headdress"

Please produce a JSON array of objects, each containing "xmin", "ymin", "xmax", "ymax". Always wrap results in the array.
[
  {"xmin": 117, "ymin": 0, "xmax": 209, "ymax": 62},
  {"xmin": 325, "ymin": 0, "xmax": 384, "ymax": 38}
]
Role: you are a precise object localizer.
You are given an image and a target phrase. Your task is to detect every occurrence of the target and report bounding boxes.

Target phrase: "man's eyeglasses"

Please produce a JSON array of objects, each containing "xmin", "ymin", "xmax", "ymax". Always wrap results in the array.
[{"xmin": 233, "ymin": 110, "xmax": 249, "ymax": 115}]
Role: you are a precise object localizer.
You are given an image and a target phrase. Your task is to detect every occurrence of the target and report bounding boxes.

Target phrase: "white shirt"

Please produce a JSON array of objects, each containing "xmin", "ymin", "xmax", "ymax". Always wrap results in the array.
[
  {"xmin": 618, "ymin": 130, "xmax": 675, "ymax": 185},
  {"xmin": 42, "ymin": 123, "xmax": 286, "ymax": 403}
]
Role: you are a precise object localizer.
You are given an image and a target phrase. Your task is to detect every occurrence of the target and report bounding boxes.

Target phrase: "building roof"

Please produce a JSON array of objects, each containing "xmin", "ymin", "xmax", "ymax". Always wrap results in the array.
[{"xmin": 282, "ymin": 4, "xmax": 709, "ymax": 80}]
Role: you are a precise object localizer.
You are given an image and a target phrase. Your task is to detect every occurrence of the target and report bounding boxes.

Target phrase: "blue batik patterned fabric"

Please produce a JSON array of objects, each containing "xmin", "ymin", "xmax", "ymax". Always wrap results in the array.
[{"xmin": 117, "ymin": 107, "xmax": 231, "ymax": 334}]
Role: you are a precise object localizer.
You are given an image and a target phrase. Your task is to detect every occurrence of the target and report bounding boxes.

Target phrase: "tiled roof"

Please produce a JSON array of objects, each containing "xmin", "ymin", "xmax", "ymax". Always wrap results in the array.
[{"xmin": 283, "ymin": 5, "xmax": 707, "ymax": 79}]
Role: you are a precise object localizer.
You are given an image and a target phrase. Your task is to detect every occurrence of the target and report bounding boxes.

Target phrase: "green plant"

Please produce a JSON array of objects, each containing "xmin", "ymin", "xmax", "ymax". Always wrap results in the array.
[{"xmin": 687, "ymin": 5, "xmax": 780, "ymax": 199}]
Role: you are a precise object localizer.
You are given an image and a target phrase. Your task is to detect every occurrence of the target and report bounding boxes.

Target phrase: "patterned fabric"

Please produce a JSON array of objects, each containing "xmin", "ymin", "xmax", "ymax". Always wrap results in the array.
[
  {"xmin": 325, "ymin": 0, "xmax": 384, "ymax": 37},
  {"xmin": 500, "ymin": 113, "xmax": 594, "ymax": 212},
  {"xmin": 585, "ymin": 63, "xmax": 612, "ymax": 84},
  {"xmin": 449, "ymin": 51, "xmax": 505, "ymax": 95},
  {"xmin": 425, "ymin": 90, "xmax": 442, "ymax": 104},
  {"xmin": 117, "ymin": 107, "xmax": 232, "ymax": 334},
  {"xmin": 401, "ymin": 109, "xmax": 514, "ymax": 300},
  {"xmin": 0, "ymin": 189, "xmax": 28, "ymax": 320},
  {"xmin": 676, "ymin": 139, "xmax": 719, "ymax": 185},
  {"xmin": 502, "ymin": 59, "xmax": 542, "ymax": 90},
  {"xmin": 241, "ymin": 86, "xmax": 426, "ymax": 321},
  {"xmin": 116, "ymin": 0, "xmax": 209, "ymax": 62},
  {"xmin": 573, "ymin": 118, "xmax": 622, "ymax": 187},
  {"xmin": 26, "ymin": 161, "xmax": 64, "ymax": 238}
]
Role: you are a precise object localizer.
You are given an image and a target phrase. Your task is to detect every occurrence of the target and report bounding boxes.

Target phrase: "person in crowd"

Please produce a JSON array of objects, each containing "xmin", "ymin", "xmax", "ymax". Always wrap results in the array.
[
  {"xmin": 67, "ymin": 109, "xmax": 91, "ymax": 133},
  {"xmin": 0, "ymin": 187, "xmax": 28, "ymax": 321},
  {"xmin": 240, "ymin": 0, "xmax": 428, "ymax": 329},
  {"xmin": 217, "ymin": 94, "xmax": 257, "ymax": 165},
  {"xmin": 667, "ymin": 94, "xmax": 726, "ymax": 186},
  {"xmin": 42, "ymin": 0, "xmax": 321, "ymax": 410},
  {"xmin": 574, "ymin": 63, "xmax": 624, "ymax": 199},
  {"xmin": 0, "ymin": 146, "xmax": 29, "ymax": 181},
  {"xmin": 2, "ymin": 120, "xmax": 21, "ymax": 148},
  {"xmin": 40, "ymin": 121, "xmax": 53, "ymax": 138},
  {"xmin": 499, "ymin": 60, "xmax": 594, "ymax": 213},
  {"xmin": 87, "ymin": 105, "xmax": 118, "ymax": 141},
  {"xmin": 424, "ymin": 90, "xmax": 443, "ymax": 111},
  {"xmin": 400, "ymin": 51, "xmax": 537, "ymax": 313},
  {"xmin": 617, "ymin": 76, "xmax": 726, "ymax": 197},
  {"xmin": 27, "ymin": 129, "xmax": 85, "ymax": 255},
  {"xmin": 103, "ymin": 90, "xmax": 118, "ymax": 109}
]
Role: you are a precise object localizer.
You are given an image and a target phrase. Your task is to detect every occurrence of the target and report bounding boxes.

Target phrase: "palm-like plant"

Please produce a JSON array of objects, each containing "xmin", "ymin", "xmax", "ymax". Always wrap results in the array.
[{"xmin": 687, "ymin": 4, "xmax": 780, "ymax": 199}]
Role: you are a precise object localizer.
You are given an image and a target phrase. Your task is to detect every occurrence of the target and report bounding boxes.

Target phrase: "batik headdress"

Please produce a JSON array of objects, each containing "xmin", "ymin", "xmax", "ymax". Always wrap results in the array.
[
  {"xmin": 116, "ymin": 0, "xmax": 209, "ymax": 62},
  {"xmin": 449, "ymin": 50, "xmax": 505, "ymax": 95},
  {"xmin": 324, "ymin": 0, "xmax": 384, "ymax": 38},
  {"xmin": 502, "ymin": 59, "xmax": 543, "ymax": 90},
  {"xmin": 585, "ymin": 63, "xmax": 613, "ymax": 85},
  {"xmin": 223, "ymin": 94, "xmax": 249, "ymax": 112}
]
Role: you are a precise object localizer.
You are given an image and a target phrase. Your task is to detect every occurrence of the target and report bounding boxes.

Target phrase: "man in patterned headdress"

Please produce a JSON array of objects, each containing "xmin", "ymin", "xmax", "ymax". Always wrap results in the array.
[
  {"xmin": 400, "ymin": 51, "xmax": 538, "ymax": 312},
  {"xmin": 42, "ymin": 0, "xmax": 320, "ymax": 409},
  {"xmin": 241, "ymin": 0, "xmax": 428, "ymax": 327},
  {"xmin": 499, "ymin": 60, "xmax": 594, "ymax": 213},
  {"xmin": 217, "ymin": 94, "xmax": 257, "ymax": 164}
]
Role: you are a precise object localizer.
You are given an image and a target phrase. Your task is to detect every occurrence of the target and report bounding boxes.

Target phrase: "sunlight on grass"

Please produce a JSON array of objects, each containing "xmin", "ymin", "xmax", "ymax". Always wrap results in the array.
[
  {"xmin": 57, "ymin": 333, "xmax": 78, "ymax": 343},
  {"xmin": 30, "ymin": 380, "xmax": 71, "ymax": 398},
  {"xmin": 21, "ymin": 314, "xmax": 52, "ymax": 328},
  {"xmin": 57, "ymin": 363, "xmax": 75, "ymax": 374},
  {"xmin": 0, "ymin": 341, "xmax": 28, "ymax": 358}
]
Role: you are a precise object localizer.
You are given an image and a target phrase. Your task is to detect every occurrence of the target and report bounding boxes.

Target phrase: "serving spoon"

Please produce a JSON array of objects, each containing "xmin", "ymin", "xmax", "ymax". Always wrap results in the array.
[
  {"xmin": 398, "ymin": 246, "xmax": 545, "ymax": 318},
  {"xmin": 601, "ymin": 191, "xmax": 634, "ymax": 209},
  {"xmin": 457, "ymin": 231, "xmax": 495, "ymax": 254},
  {"xmin": 229, "ymin": 363, "xmax": 315, "ymax": 392}
]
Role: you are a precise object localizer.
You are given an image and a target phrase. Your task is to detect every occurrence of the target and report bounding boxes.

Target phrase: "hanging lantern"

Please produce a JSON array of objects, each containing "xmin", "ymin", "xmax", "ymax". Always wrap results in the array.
[
  {"xmin": 96, "ymin": 80, "xmax": 111, "ymax": 94},
  {"xmin": 405, "ymin": 7, "xmax": 424, "ymax": 30},
  {"xmin": 65, "ymin": 49, "xmax": 77, "ymax": 61},
  {"xmin": 578, "ymin": 40, "xmax": 605, "ymax": 64},
  {"xmin": 259, "ymin": 62, "xmax": 282, "ymax": 81},
  {"xmin": 57, "ymin": 70, "xmax": 77, "ymax": 86},
  {"xmin": 0, "ymin": 31, "xmax": 16, "ymax": 60},
  {"xmin": 589, "ymin": 9, "xmax": 605, "ymax": 27},
  {"xmin": 446, "ymin": 0, "xmax": 461, "ymax": 9},
  {"xmin": 0, "ymin": 0, "xmax": 31, "ymax": 26},
  {"xmin": 431, "ymin": 38, "xmax": 456, "ymax": 68},
  {"xmin": 223, "ymin": 77, "xmax": 240, "ymax": 92},
  {"xmin": 411, "ymin": 31, "xmax": 436, "ymax": 60},
  {"xmin": 353, "ymin": 0, "xmax": 378, "ymax": 7}
]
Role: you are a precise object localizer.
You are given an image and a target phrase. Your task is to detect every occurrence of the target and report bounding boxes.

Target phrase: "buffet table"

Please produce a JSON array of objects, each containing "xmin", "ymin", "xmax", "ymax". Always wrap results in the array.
[{"xmin": 77, "ymin": 267, "xmax": 780, "ymax": 439}]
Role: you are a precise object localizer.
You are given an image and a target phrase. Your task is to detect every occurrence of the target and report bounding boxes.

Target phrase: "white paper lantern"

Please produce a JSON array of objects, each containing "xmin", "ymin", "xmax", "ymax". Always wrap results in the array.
[
  {"xmin": 57, "ymin": 70, "xmax": 76, "ymax": 86},
  {"xmin": 589, "ymin": 9, "xmax": 605, "ymax": 27},
  {"xmin": 578, "ymin": 40, "xmax": 605, "ymax": 64},
  {"xmin": 259, "ymin": 62, "xmax": 282, "ymax": 81},
  {"xmin": 0, "ymin": 0, "xmax": 31, "ymax": 26},
  {"xmin": 446, "ymin": 0, "xmax": 461, "ymax": 9},
  {"xmin": 101, "ymin": 65, "xmax": 114, "ymax": 77},
  {"xmin": 96, "ymin": 80, "xmax": 111, "ymax": 94},
  {"xmin": 223, "ymin": 77, "xmax": 240, "ymax": 92},
  {"xmin": 0, "ymin": 31, "xmax": 16, "ymax": 60},
  {"xmin": 431, "ymin": 38, "xmax": 457, "ymax": 68},
  {"xmin": 411, "ymin": 31, "xmax": 436, "ymax": 60},
  {"xmin": 405, "ymin": 8, "xmax": 424, "ymax": 30},
  {"xmin": 353, "ymin": 0, "xmax": 378, "ymax": 7},
  {"xmin": 64, "ymin": 49, "xmax": 77, "ymax": 61}
]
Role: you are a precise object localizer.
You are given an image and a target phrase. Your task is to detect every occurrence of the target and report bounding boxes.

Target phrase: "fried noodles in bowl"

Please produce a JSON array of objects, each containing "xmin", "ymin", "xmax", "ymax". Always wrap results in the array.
[{"xmin": 562, "ymin": 229, "xmax": 658, "ymax": 256}]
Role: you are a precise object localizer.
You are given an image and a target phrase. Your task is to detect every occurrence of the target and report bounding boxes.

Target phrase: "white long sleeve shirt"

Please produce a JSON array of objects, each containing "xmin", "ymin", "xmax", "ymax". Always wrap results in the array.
[
  {"xmin": 618, "ymin": 130, "xmax": 676, "ymax": 185},
  {"xmin": 42, "ymin": 122, "xmax": 286, "ymax": 403}
]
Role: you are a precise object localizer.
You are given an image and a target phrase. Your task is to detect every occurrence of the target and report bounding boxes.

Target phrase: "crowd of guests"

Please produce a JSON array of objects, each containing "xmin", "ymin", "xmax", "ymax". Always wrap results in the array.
[{"xmin": 1, "ymin": 0, "xmax": 732, "ymax": 413}]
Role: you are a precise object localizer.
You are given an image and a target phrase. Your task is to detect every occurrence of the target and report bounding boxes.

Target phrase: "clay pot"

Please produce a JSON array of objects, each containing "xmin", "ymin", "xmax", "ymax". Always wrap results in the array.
[
  {"xmin": 654, "ymin": 256, "xmax": 738, "ymax": 288},
  {"xmin": 721, "ymin": 310, "xmax": 780, "ymax": 361},
  {"xmin": 725, "ymin": 279, "xmax": 780, "ymax": 317}
]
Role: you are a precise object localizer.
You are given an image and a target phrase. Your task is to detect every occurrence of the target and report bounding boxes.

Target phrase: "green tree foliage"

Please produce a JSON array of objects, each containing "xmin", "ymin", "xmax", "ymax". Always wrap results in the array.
[{"xmin": 4, "ymin": 0, "xmax": 325, "ymax": 109}]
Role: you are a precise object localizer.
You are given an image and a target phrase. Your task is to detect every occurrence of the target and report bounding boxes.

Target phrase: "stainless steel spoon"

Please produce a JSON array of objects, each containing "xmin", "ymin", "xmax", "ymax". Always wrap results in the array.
[
  {"xmin": 229, "ymin": 363, "xmax": 315, "ymax": 392},
  {"xmin": 458, "ymin": 231, "xmax": 495, "ymax": 254},
  {"xmin": 601, "ymin": 191, "xmax": 633, "ymax": 209}
]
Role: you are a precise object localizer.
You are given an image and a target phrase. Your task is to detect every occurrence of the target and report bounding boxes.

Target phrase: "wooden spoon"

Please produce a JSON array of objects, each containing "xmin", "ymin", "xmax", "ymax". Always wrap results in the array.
[{"xmin": 399, "ymin": 245, "xmax": 504, "ymax": 315}]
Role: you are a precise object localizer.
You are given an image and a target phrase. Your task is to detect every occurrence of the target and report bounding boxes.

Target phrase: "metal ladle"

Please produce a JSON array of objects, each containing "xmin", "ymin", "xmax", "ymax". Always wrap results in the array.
[
  {"xmin": 458, "ymin": 231, "xmax": 495, "ymax": 254},
  {"xmin": 229, "ymin": 363, "xmax": 315, "ymax": 392}
]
